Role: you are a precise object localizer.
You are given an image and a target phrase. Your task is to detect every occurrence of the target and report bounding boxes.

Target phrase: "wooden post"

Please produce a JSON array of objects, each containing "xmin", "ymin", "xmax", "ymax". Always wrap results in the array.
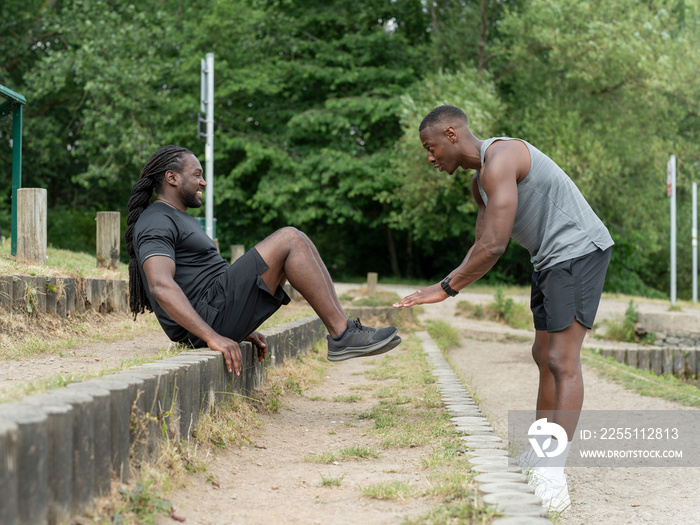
[
  {"xmin": 230, "ymin": 244, "xmax": 245, "ymax": 264},
  {"xmin": 367, "ymin": 272, "xmax": 378, "ymax": 295},
  {"xmin": 16, "ymin": 188, "xmax": 47, "ymax": 266},
  {"xmin": 96, "ymin": 212, "xmax": 120, "ymax": 269}
]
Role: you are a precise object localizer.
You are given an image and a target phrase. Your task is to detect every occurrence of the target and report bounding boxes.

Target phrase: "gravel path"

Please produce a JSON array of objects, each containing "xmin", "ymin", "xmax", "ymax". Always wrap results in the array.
[
  {"xmin": 3, "ymin": 283, "xmax": 699, "ymax": 524},
  {"xmin": 376, "ymin": 283, "xmax": 700, "ymax": 525}
]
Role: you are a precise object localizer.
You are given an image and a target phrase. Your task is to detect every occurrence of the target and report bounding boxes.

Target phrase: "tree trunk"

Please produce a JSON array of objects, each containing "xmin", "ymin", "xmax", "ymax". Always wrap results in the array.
[
  {"xmin": 405, "ymin": 232, "xmax": 414, "ymax": 278},
  {"xmin": 477, "ymin": 0, "xmax": 489, "ymax": 73},
  {"xmin": 386, "ymin": 226, "xmax": 401, "ymax": 278}
]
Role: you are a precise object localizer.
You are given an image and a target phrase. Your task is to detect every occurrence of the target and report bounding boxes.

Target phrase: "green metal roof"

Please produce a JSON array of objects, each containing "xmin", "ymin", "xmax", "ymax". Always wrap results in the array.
[
  {"xmin": 0, "ymin": 84, "xmax": 27, "ymax": 105},
  {"xmin": 0, "ymin": 84, "xmax": 26, "ymax": 120}
]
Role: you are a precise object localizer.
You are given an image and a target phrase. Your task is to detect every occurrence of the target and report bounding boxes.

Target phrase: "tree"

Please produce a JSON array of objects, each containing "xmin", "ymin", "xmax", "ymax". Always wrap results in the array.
[{"xmin": 490, "ymin": 0, "xmax": 700, "ymax": 295}]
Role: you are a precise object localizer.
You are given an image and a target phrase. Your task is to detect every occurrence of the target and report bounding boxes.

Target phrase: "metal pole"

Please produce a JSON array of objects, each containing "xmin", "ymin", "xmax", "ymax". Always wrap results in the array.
[
  {"xmin": 11, "ymin": 103, "xmax": 23, "ymax": 256},
  {"xmin": 205, "ymin": 53, "xmax": 214, "ymax": 240},
  {"xmin": 670, "ymin": 154, "xmax": 677, "ymax": 306},
  {"xmin": 693, "ymin": 182, "xmax": 698, "ymax": 303}
]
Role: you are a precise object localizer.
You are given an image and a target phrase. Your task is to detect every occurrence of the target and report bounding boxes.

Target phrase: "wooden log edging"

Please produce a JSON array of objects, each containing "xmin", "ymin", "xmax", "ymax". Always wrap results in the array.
[
  {"xmin": 589, "ymin": 345, "xmax": 699, "ymax": 378},
  {"xmin": 0, "ymin": 306, "xmax": 410, "ymax": 525},
  {"xmin": 0, "ymin": 274, "xmax": 129, "ymax": 317}
]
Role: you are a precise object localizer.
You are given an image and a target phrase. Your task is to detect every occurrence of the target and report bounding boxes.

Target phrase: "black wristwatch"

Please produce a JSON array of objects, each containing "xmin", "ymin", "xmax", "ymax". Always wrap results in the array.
[{"xmin": 440, "ymin": 277, "xmax": 459, "ymax": 297}]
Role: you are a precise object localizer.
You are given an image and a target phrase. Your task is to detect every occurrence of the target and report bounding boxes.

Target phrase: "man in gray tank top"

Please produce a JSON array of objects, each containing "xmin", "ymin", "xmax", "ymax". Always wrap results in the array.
[{"xmin": 394, "ymin": 105, "xmax": 613, "ymax": 513}]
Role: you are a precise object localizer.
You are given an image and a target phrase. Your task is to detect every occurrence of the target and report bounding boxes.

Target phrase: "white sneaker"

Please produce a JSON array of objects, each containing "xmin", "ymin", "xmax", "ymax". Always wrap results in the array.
[
  {"xmin": 516, "ymin": 448, "xmax": 543, "ymax": 471},
  {"xmin": 529, "ymin": 467, "xmax": 571, "ymax": 513}
]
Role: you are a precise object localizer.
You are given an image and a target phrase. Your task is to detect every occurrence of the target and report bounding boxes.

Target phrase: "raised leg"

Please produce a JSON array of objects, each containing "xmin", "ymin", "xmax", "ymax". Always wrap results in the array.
[{"xmin": 254, "ymin": 227, "xmax": 348, "ymax": 338}]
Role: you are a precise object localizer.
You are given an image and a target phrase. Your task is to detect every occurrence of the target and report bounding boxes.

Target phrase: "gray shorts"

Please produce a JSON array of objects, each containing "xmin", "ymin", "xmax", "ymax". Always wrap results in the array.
[
  {"xmin": 530, "ymin": 247, "xmax": 611, "ymax": 333},
  {"xmin": 185, "ymin": 247, "xmax": 290, "ymax": 347}
]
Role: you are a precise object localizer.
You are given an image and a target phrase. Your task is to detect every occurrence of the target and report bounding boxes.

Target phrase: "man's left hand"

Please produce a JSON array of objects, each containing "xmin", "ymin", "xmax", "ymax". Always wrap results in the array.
[
  {"xmin": 245, "ymin": 331, "xmax": 268, "ymax": 362},
  {"xmin": 393, "ymin": 283, "xmax": 448, "ymax": 308}
]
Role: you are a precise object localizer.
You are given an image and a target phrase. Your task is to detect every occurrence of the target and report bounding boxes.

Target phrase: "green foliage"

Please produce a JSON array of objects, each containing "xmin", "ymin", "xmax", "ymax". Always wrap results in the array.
[
  {"xmin": 581, "ymin": 348, "xmax": 700, "ymax": 407},
  {"xmin": 361, "ymin": 480, "xmax": 413, "ymax": 500},
  {"xmin": 320, "ymin": 473, "xmax": 344, "ymax": 487},
  {"xmin": 115, "ymin": 481, "xmax": 172, "ymax": 524},
  {"xmin": 494, "ymin": 0, "xmax": 700, "ymax": 295},
  {"xmin": 381, "ymin": 68, "xmax": 502, "ymax": 243},
  {"xmin": 426, "ymin": 320, "xmax": 460, "ymax": 353},
  {"xmin": 455, "ymin": 290, "xmax": 532, "ymax": 330},
  {"xmin": 489, "ymin": 289, "xmax": 532, "ymax": 330},
  {"xmin": 603, "ymin": 300, "xmax": 656, "ymax": 344},
  {"xmin": 2, "ymin": 0, "xmax": 699, "ymax": 295}
]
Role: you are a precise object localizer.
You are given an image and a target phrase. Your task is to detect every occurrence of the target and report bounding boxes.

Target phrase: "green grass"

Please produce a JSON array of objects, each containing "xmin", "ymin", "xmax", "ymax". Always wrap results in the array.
[
  {"xmin": 348, "ymin": 332, "xmax": 493, "ymax": 520},
  {"xmin": 455, "ymin": 288, "xmax": 532, "ymax": 330},
  {"xmin": 361, "ymin": 481, "xmax": 414, "ymax": 500},
  {"xmin": 333, "ymin": 394, "xmax": 363, "ymax": 403},
  {"xmin": 113, "ymin": 481, "xmax": 173, "ymax": 523},
  {"xmin": 319, "ymin": 473, "xmax": 344, "ymax": 487},
  {"xmin": 0, "ymin": 338, "xmax": 182, "ymax": 403},
  {"xmin": 339, "ymin": 445, "xmax": 380, "ymax": 460},
  {"xmin": 304, "ymin": 451, "xmax": 338, "ymax": 464},
  {"xmin": 425, "ymin": 320, "xmax": 460, "ymax": 352},
  {"xmin": 0, "ymin": 236, "xmax": 128, "ymax": 279},
  {"xmin": 582, "ymin": 348, "xmax": 700, "ymax": 407},
  {"xmin": 304, "ymin": 445, "xmax": 380, "ymax": 463},
  {"xmin": 598, "ymin": 300, "xmax": 656, "ymax": 344},
  {"xmin": 404, "ymin": 496, "xmax": 497, "ymax": 525}
]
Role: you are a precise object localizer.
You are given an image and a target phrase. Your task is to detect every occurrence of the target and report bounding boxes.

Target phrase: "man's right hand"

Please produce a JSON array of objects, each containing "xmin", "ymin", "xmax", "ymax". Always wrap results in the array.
[
  {"xmin": 207, "ymin": 336, "xmax": 242, "ymax": 376},
  {"xmin": 393, "ymin": 283, "xmax": 449, "ymax": 308}
]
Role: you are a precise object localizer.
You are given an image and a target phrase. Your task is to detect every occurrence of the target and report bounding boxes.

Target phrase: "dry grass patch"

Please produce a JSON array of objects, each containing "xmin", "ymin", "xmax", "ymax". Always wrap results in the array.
[{"xmin": 0, "ymin": 310, "xmax": 163, "ymax": 360}]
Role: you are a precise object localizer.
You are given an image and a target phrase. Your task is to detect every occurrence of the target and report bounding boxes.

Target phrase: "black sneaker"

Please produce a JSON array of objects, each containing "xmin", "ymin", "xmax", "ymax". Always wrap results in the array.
[{"xmin": 327, "ymin": 318, "xmax": 399, "ymax": 362}]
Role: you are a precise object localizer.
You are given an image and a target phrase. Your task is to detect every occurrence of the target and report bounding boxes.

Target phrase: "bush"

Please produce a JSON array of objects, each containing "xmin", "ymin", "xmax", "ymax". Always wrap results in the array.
[{"xmin": 603, "ymin": 300, "xmax": 655, "ymax": 344}]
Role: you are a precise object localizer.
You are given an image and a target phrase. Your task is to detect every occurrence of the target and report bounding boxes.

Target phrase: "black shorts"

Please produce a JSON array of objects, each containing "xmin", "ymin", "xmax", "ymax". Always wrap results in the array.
[
  {"xmin": 185, "ymin": 248, "xmax": 290, "ymax": 347},
  {"xmin": 530, "ymin": 247, "xmax": 611, "ymax": 333}
]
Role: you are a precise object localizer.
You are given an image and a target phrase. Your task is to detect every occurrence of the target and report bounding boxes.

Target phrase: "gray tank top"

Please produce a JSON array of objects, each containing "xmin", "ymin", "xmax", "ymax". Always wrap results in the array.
[{"xmin": 477, "ymin": 137, "xmax": 613, "ymax": 271}]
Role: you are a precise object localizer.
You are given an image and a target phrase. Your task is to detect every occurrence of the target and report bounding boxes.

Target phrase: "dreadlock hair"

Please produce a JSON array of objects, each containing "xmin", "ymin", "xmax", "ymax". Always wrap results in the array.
[
  {"xmin": 419, "ymin": 105, "xmax": 469, "ymax": 132},
  {"xmin": 125, "ymin": 145, "xmax": 193, "ymax": 319}
]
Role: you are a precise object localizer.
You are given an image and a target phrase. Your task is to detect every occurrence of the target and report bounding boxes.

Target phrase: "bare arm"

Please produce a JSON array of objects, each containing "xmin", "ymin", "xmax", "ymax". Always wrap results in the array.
[
  {"xmin": 142, "ymin": 255, "xmax": 244, "ymax": 375},
  {"xmin": 446, "ymin": 164, "xmax": 517, "ymax": 289},
  {"xmin": 394, "ymin": 144, "xmax": 522, "ymax": 308}
]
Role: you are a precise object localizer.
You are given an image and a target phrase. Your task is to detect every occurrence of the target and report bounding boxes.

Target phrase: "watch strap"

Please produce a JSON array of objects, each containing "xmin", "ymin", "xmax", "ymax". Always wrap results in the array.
[{"xmin": 441, "ymin": 277, "xmax": 459, "ymax": 297}]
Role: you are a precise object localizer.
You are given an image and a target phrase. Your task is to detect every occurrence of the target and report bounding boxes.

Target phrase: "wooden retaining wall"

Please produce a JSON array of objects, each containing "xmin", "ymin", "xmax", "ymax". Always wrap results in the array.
[
  {"xmin": 0, "ymin": 274, "xmax": 127, "ymax": 316},
  {"xmin": 0, "ymin": 307, "xmax": 410, "ymax": 525},
  {"xmin": 594, "ymin": 345, "xmax": 698, "ymax": 378}
]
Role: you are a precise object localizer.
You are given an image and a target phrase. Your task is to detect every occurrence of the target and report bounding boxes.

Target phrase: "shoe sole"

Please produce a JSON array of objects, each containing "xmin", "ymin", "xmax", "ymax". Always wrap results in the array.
[{"xmin": 327, "ymin": 334, "xmax": 401, "ymax": 362}]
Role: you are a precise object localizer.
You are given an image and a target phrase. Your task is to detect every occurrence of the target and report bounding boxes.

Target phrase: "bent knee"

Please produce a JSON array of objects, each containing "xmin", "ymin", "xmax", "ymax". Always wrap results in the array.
[{"xmin": 278, "ymin": 226, "xmax": 306, "ymax": 243}]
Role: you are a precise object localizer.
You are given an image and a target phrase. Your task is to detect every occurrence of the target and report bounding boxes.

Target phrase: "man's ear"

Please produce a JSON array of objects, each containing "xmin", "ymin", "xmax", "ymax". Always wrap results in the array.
[
  {"xmin": 163, "ymin": 169, "xmax": 179, "ymax": 186},
  {"xmin": 444, "ymin": 126, "xmax": 458, "ymax": 143}
]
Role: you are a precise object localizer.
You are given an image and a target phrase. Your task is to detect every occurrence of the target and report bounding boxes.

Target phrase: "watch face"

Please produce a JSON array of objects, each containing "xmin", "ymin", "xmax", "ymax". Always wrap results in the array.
[{"xmin": 441, "ymin": 278, "xmax": 458, "ymax": 296}]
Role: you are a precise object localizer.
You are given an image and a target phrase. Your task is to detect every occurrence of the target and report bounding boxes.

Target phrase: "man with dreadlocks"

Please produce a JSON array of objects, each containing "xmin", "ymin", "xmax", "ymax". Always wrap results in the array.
[{"xmin": 125, "ymin": 146, "xmax": 400, "ymax": 378}]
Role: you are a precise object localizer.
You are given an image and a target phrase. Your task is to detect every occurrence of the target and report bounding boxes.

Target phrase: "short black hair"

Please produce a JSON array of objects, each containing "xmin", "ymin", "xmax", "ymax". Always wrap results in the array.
[{"xmin": 419, "ymin": 105, "xmax": 469, "ymax": 132}]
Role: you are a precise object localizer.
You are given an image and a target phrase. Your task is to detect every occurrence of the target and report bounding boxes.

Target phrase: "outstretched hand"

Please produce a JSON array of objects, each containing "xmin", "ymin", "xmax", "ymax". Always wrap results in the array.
[
  {"xmin": 393, "ymin": 283, "xmax": 448, "ymax": 309},
  {"xmin": 245, "ymin": 331, "xmax": 268, "ymax": 362}
]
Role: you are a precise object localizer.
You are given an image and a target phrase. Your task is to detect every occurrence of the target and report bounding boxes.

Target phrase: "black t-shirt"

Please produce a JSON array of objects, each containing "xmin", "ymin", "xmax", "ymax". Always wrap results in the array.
[{"xmin": 133, "ymin": 202, "xmax": 227, "ymax": 341}]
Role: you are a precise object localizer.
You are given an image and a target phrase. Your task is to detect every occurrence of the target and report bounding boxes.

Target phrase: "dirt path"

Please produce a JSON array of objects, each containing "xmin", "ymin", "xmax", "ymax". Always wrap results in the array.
[
  {"xmin": 3, "ymin": 284, "xmax": 700, "ymax": 524},
  {"xmin": 155, "ymin": 355, "xmax": 442, "ymax": 525},
  {"xmin": 378, "ymin": 284, "xmax": 700, "ymax": 525}
]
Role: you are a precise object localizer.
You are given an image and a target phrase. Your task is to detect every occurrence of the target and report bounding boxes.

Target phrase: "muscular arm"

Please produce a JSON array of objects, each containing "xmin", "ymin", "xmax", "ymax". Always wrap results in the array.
[
  {"xmin": 447, "ymin": 165, "xmax": 517, "ymax": 289},
  {"xmin": 142, "ymin": 255, "xmax": 245, "ymax": 375},
  {"xmin": 394, "ymin": 142, "xmax": 523, "ymax": 308}
]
